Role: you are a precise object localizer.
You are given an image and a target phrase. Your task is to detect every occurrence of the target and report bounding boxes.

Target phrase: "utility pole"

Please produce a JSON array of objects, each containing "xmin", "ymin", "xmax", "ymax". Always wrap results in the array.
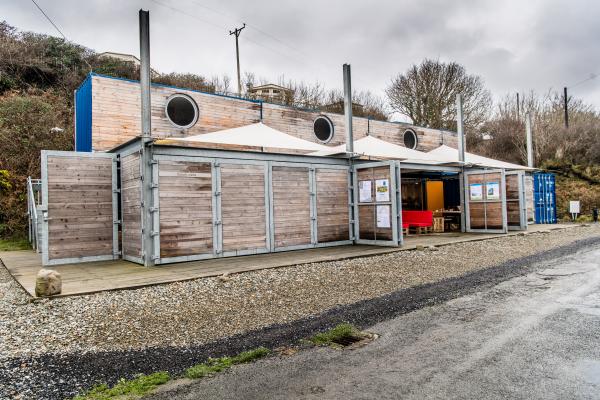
[
  {"xmin": 516, "ymin": 92, "xmax": 520, "ymax": 120},
  {"xmin": 525, "ymin": 112, "xmax": 534, "ymax": 168},
  {"xmin": 456, "ymin": 94, "xmax": 465, "ymax": 163},
  {"xmin": 564, "ymin": 86, "xmax": 569, "ymax": 128},
  {"xmin": 229, "ymin": 23, "xmax": 246, "ymax": 96},
  {"xmin": 343, "ymin": 64, "xmax": 353, "ymax": 154}
]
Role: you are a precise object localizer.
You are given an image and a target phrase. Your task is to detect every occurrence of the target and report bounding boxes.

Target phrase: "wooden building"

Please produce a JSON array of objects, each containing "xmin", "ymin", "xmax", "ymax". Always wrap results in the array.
[{"xmin": 34, "ymin": 74, "xmax": 533, "ymax": 267}]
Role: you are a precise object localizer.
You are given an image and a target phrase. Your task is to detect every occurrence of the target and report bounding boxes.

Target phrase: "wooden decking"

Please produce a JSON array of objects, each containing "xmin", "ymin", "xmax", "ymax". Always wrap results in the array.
[{"xmin": 1, "ymin": 224, "xmax": 573, "ymax": 298}]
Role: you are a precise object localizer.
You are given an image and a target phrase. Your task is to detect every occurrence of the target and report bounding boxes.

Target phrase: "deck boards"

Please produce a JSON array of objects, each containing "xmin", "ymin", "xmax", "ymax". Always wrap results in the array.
[{"xmin": 0, "ymin": 224, "xmax": 572, "ymax": 298}]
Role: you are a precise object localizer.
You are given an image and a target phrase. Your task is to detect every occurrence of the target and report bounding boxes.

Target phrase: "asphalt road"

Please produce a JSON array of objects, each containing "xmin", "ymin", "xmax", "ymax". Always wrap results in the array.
[{"xmin": 150, "ymin": 244, "xmax": 600, "ymax": 400}]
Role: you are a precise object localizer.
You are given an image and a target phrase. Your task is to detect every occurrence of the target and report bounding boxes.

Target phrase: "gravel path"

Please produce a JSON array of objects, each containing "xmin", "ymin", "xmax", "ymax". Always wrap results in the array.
[
  {"xmin": 1, "ymin": 225, "xmax": 599, "ymax": 399},
  {"xmin": 1, "ymin": 225, "xmax": 599, "ymax": 360}
]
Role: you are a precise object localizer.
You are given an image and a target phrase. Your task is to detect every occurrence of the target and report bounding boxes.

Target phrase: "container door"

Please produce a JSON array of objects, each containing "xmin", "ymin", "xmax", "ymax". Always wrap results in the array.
[
  {"xmin": 464, "ymin": 169, "xmax": 507, "ymax": 233},
  {"xmin": 505, "ymin": 170, "xmax": 527, "ymax": 230},
  {"xmin": 534, "ymin": 173, "xmax": 557, "ymax": 224},
  {"xmin": 353, "ymin": 161, "xmax": 402, "ymax": 246},
  {"xmin": 40, "ymin": 151, "xmax": 119, "ymax": 266}
]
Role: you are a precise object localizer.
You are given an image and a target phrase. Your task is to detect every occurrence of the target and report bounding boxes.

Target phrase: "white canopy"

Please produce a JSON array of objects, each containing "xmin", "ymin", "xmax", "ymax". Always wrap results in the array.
[
  {"xmin": 428, "ymin": 145, "xmax": 534, "ymax": 170},
  {"xmin": 178, "ymin": 123, "xmax": 331, "ymax": 152},
  {"xmin": 309, "ymin": 135, "xmax": 443, "ymax": 163}
]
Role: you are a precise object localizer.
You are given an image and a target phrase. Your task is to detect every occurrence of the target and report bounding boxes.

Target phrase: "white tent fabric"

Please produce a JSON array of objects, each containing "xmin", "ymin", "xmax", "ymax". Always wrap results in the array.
[
  {"xmin": 178, "ymin": 122, "xmax": 331, "ymax": 152},
  {"xmin": 309, "ymin": 135, "xmax": 443, "ymax": 163},
  {"xmin": 428, "ymin": 145, "xmax": 534, "ymax": 170}
]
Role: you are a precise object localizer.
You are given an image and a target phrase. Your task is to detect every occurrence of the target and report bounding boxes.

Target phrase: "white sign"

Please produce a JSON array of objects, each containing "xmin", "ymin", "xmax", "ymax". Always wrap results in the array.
[
  {"xmin": 486, "ymin": 182, "xmax": 500, "ymax": 200},
  {"xmin": 469, "ymin": 183, "xmax": 483, "ymax": 201},
  {"xmin": 375, "ymin": 179, "xmax": 390, "ymax": 202},
  {"xmin": 359, "ymin": 180, "xmax": 372, "ymax": 202},
  {"xmin": 570, "ymin": 201, "xmax": 580, "ymax": 214},
  {"xmin": 376, "ymin": 205, "xmax": 391, "ymax": 228}
]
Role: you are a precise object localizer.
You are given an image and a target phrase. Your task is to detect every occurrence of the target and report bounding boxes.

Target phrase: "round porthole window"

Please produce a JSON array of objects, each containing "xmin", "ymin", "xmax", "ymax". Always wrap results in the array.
[
  {"xmin": 403, "ymin": 129, "xmax": 418, "ymax": 149},
  {"xmin": 313, "ymin": 116, "xmax": 334, "ymax": 143},
  {"xmin": 165, "ymin": 94, "xmax": 199, "ymax": 129}
]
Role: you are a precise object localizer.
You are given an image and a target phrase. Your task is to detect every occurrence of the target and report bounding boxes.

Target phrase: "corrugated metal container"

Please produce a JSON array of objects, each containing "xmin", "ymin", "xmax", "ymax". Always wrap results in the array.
[
  {"xmin": 74, "ymin": 75, "xmax": 92, "ymax": 152},
  {"xmin": 533, "ymin": 173, "xmax": 557, "ymax": 224}
]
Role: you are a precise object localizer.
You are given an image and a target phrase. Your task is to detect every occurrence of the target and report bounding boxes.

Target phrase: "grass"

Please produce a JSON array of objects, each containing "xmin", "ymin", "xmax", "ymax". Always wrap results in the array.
[
  {"xmin": 309, "ymin": 323, "xmax": 366, "ymax": 347},
  {"xmin": 73, "ymin": 371, "xmax": 170, "ymax": 400},
  {"xmin": 185, "ymin": 347, "xmax": 271, "ymax": 379},
  {"xmin": 0, "ymin": 237, "xmax": 30, "ymax": 251}
]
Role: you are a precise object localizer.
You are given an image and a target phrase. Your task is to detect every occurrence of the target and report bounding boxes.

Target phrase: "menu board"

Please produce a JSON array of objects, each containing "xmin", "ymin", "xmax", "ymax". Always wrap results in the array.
[
  {"xmin": 359, "ymin": 180, "xmax": 372, "ymax": 202},
  {"xmin": 486, "ymin": 182, "xmax": 500, "ymax": 200},
  {"xmin": 469, "ymin": 183, "xmax": 483, "ymax": 201},
  {"xmin": 376, "ymin": 205, "xmax": 391, "ymax": 228},
  {"xmin": 375, "ymin": 179, "xmax": 390, "ymax": 202}
]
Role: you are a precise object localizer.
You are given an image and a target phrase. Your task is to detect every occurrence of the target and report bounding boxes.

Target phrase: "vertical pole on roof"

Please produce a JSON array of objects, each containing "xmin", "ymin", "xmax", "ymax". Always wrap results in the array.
[
  {"xmin": 343, "ymin": 64, "xmax": 354, "ymax": 154},
  {"xmin": 139, "ymin": 9, "xmax": 155, "ymax": 266},
  {"xmin": 456, "ymin": 94, "xmax": 465, "ymax": 163},
  {"xmin": 456, "ymin": 94, "xmax": 467, "ymax": 232},
  {"xmin": 525, "ymin": 112, "xmax": 534, "ymax": 168}
]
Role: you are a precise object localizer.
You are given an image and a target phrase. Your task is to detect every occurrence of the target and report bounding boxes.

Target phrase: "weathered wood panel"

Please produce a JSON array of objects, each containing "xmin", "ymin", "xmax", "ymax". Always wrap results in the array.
[
  {"xmin": 525, "ymin": 174, "xmax": 534, "ymax": 223},
  {"xmin": 121, "ymin": 153, "xmax": 142, "ymax": 259},
  {"xmin": 506, "ymin": 174, "xmax": 521, "ymax": 226},
  {"xmin": 272, "ymin": 166, "xmax": 311, "ymax": 248},
  {"xmin": 467, "ymin": 172, "xmax": 503, "ymax": 230},
  {"xmin": 158, "ymin": 161, "xmax": 213, "ymax": 258},
  {"xmin": 316, "ymin": 169, "xmax": 349, "ymax": 243},
  {"xmin": 89, "ymin": 75, "xmax": 457, "ymax": 152},
  {"xmin": 221, "ymin": 164, "xmax": 267, "ymax": 252},
  {"xmin": 47, "ymin": 155, "xmax": 114, "ymax": 260}
]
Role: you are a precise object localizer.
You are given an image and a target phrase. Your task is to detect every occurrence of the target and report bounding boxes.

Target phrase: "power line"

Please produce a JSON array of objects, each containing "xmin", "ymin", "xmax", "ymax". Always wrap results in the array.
[
  {"xmin": 29, "ymin": 0, "xmax": 66, "ymax": 39},
  {"xmin": 568, "ymin": 73, "xmax": 598, "ymax": 89}
]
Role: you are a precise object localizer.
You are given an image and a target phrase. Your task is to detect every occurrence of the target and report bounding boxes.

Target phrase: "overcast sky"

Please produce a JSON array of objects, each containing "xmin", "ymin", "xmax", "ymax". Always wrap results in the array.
[{"xmin": 4, "ymin": 0, "xmax": 600, "ymax": 120}]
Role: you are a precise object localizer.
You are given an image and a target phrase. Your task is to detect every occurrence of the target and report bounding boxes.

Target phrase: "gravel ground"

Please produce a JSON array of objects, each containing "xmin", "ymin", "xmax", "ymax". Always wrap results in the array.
[{"xmin": 1, "ymin": 225, "xmax": 599, "ymax": 399}]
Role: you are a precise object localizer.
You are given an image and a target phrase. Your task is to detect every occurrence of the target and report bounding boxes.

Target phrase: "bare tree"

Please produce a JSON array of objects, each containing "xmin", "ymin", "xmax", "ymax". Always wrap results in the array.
[{"xmin": 386, "ymin": 59, "xmax": 492, "ymax": 131}]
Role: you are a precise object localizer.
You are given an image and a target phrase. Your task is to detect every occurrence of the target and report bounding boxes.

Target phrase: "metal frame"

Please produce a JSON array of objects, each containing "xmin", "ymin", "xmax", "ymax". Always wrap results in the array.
[
  {"xmin": 464, "ymin": 168, "xmax": 508, "ymax": 234},
  {"xmin": 40, "ymin": 150, "xmax": 119, "ymax": 266},
  {"xmin": 506, "ymin": 170, "xmax": 527, "ymax": 231},
  {"xmin": 353, "ymin": 160, "xmax": 401, "ymax": 247}
]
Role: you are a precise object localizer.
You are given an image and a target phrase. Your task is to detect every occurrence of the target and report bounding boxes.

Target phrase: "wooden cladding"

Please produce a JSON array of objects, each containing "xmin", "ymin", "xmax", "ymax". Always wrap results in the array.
[
  {"xmin": 88, "ymin": 75, "xmax": 457, "ymax": 152},
  {"xmin": 158, "ymin": 161, "xmax": 213, "ymax": 258},
  {"xmin": 466, "ymin": 172, "xmax": 504, "ymax": 231},
  {"xmin": 45, "ymin": 154, "xmax": 114, "ymax": 261},
  {"xmin": 272, "ymin": 166, "xmax": 311, "ymax": 248},
  {"xmin": 316, "ymin": 169, "xmax": 350, "ymax": 242},
  {"xmin": 220, "ymin": 164, "xmax": 267, "ymax": 253},
  {"xmin": 506, "ymin": 174, "xmax": 521, "ymax": 227},
  {"xmin": 121, "ymin": 153, "xmax": 142, "ymax": 259}
]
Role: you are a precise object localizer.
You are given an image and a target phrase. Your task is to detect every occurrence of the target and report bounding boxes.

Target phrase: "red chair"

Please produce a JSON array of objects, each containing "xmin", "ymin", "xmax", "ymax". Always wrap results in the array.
[{"xmin": 402, "ymin": 210, "xmax": 433, "ymax": 234}]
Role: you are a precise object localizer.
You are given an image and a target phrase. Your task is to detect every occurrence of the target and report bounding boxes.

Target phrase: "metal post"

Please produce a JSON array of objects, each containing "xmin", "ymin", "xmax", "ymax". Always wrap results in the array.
[
  {"xmin": 343, "ymin": 64, "xmax": 354, "ymax": 154},
  {"xmin": 229, "ymin": 24, "xmax": 246, "ymax": 96},
  {"xmin": 456, "ymin": 94, "xmax": 465, "ymax": 163},
  {"xmin": 139, "ymin": 9, "xmax": 155, "ymax": 266},
  {"xmin": 564, "ymin": 86, "xmax": 569, "ymax": 129},
  {"xmin": 140, "ymin": 10, "xmax": 151, "ymax": 140},
  {"xmin": 526, "ymin": 112, "xmax": 534, "ymax": 168}
]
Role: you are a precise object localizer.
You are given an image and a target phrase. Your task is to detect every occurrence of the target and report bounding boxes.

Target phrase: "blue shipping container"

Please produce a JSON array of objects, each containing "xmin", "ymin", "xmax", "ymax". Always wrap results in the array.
[
  {"xmin": 74, "ymin": 74, "xmax": 93, "ymax": 152},
  {"xmin": 533, "ymin": 173, "xmax": 557, "ymax": 224}
]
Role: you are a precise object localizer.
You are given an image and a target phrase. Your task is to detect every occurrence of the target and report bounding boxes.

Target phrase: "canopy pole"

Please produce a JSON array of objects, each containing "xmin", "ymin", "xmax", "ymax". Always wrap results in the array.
[
  {"xmin": 343, "ymin": 64, "xmax": 353, "ymax": 154},
  {"xmin": 526, "ymin": 112, "xmax": 534, "ymax": 168},
  {"xmin": 456, "ymin": 94, "xmax": 465, "ymax": 163}
]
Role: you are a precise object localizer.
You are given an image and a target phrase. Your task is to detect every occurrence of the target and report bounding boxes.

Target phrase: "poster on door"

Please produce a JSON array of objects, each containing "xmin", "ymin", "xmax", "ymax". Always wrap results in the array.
[
  {"xmin": 375, "ymin": 179, "xmax": 390, "ymax": 202},
  {"xmin": 359, "ymin": 180, "xmax": 372, "ymax": 202},
  {"xmin": 486, "ymin": 182, "xmax": 500, "ymax": 200},
  {"xmin": 469, "ymin": 183, "xmax": 483, "ymax": 201},
  {"xmin": 376, "ymin": 205, "xmax": 391, "ymax": 228}
]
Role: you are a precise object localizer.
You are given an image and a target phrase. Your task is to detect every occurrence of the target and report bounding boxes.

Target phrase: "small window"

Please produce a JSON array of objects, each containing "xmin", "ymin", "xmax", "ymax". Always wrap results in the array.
[
  {"xmin": 313, "ymin": 116, "xmax": 334, "ymax": 143},
  {"xmin": 165, "ymin": 94, "xmax": 198, "ymax": 129},
  {"xmin": 403, "ymin": 129, "xmax": 418, "ymax": 149}
]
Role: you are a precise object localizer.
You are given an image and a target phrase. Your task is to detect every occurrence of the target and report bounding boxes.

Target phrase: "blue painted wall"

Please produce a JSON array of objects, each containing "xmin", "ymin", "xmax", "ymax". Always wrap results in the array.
[
  {"xmin": 75, "ymin": 75, "xmax": 92, "ymax": 152},
  {"xmin": 533, "ymin": 173, "xmax": 557, "ymax": 224}
]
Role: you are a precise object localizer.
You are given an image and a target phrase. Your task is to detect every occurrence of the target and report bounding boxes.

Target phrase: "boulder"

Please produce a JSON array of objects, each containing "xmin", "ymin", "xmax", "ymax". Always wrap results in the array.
[{"xmin": 35, "ymin": 269, "xmax": 62, "ymax": 297}]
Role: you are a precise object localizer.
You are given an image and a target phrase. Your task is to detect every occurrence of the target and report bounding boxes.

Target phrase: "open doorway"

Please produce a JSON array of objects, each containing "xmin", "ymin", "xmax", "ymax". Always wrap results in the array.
[{"xmin": 401, "ymin": 172, "xmax": 463, "ymax": 235}]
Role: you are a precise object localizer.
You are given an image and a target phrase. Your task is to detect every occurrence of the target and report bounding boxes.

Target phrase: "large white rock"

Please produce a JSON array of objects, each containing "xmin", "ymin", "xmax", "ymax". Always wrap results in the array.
[{"xmin": 35, "ymin": 269, "xmax": 62, "ymax": 297}]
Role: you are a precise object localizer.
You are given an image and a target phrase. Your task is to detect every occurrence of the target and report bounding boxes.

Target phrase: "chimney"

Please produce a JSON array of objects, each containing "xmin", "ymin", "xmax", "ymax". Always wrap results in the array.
[
  {"xmin": 343, "ymin": 64, "xmax": 353, "ymax": 154},
  {"xmin": 526, "ymin": 112, "xmax": 534, "ymax": 168},
  {"xmin": 456, "ymin": 94, "xmax": 465, "ymax": 162},
  {"xmin": 139, "ymin": 9, "xmax": 151, "ymax": 140}
]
